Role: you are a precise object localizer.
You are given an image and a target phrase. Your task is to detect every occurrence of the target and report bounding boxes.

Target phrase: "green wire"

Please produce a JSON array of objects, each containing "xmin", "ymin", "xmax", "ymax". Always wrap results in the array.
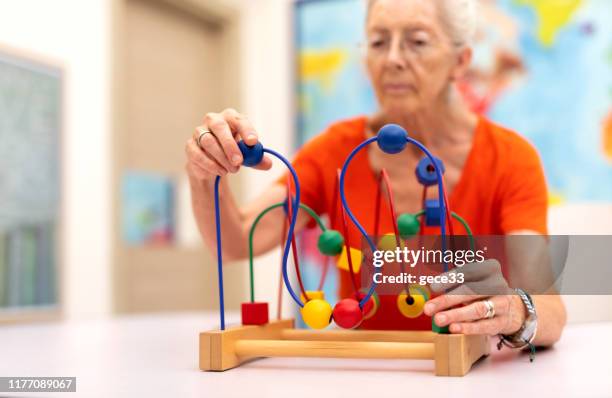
[
  {"xmin": 413, "ymin": 210, "xmax": 475, "ymax": 250},
  {"xmin": 450, "ymin": 212, "xmax": 475, "ymax": 250},
  {"xmin": 248, "ymin": 201, "xmax": 326, "ymax": 302}
]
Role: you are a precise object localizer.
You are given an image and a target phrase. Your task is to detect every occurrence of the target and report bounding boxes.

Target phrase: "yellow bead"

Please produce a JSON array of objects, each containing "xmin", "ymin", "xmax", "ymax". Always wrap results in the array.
[
  {"xmin": 396, "ymin": 285, "xmax": 427, "ymax": 318},
  {"xmin": 300, "ymin": 290, "xmax": 325, "ymax": 303},
  {"xmin": 301, "ymin": 299, "xmax": 332, "ymax": 329},
  {"xmin": 377, "ymin": 233, "xmax": 400, "ymax": 251},
  {"xmin": 336, "ymin": 246, "xmax": 362, "ymax": 273},
  {"xmin": 411, "ymin": 284, "xmax": 431, "ymax": 301}
]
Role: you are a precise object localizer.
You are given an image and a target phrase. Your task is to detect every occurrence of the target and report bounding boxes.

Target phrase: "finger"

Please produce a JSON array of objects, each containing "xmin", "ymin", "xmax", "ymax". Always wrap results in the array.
[
  {"xmin": 204, "ymin": 113, "xmax": 243, "ymax": 167},
  {"xmin": 252, "ymin": 155, "xmax": 273, "ymax": 171},
  {"xmin": 424, "ymin": 284, "xmax": 479, "ymax": 316},
  {"xmin": 222, "ymin": 108, "xmax": 258, "ymax": 145},
  {"xmin": 197, "ymin": 130, "xmax": 237, "ymax": 173},
  {"xmin": 429, "ymin": 268, "xmax": 468, "ymax": 293},
  {"xmin": 434, "ymin": 295, "xmax": 510, "ymax": 327},
  {"xmin": 449, "ymin": 317, "xmax": 506, "ymax": 335},
  {"xmin": 186, "ymin": 139, "xmax": 227, "ymax": 177},
  {"xmin": 430, "ymin": 260, "xmax": 501, "ymax": 292}
]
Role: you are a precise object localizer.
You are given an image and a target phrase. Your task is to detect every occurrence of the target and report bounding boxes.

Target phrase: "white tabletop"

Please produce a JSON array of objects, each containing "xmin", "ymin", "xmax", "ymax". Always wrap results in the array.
[{"xmin": 0, "ymin": 312, "xmax": 610, "ymax": 398}]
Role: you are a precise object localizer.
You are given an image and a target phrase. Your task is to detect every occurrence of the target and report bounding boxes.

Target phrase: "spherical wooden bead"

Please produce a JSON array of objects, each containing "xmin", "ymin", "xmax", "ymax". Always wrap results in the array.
[
  {"xmin": 317, "ymin": 230, "xmax": 344, "ymax": 256},
  {"xmin": 353, "ymin": 289, "xmax": 379, "ymax": 320},
  {"xmin": 332, "ymin": 298, "xmax": 363, "ymax": 329},
  {"xmin": 377, "ymin": 233, "xmax": 398, "ymax": 251},
  {"xmin": 415, "ymin": 156, "xmax": 445, "ymax": 187},
  {"xmin": 377, "ymin": 124, "xmax": 407, "ymax": 154},
  {"xmin": 301, "ymin": 299, "xmax": 332, "ymax": 329},
  {"xmin": 397, "ymin": 213, "xmax": 420, "ymax": 238},
  {"xmin": 396, "ymin": 285, "xmax": 427, "ymax": 318},
  {"xmin": 237, "ymin": 140, "xmax": 264, "ymax": 167}
]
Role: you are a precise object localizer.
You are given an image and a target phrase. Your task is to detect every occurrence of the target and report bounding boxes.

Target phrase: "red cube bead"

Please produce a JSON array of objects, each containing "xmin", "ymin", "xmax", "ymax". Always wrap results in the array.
[{"xmin": 241, "ymin": 302, "xmax": 269, "ymax": 325}]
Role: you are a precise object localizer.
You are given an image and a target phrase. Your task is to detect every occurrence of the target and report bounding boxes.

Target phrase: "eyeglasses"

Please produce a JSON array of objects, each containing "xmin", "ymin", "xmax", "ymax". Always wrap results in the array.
[{"xmin": 360, "ymin": 31, "xmax": 434, "ymax": 59}]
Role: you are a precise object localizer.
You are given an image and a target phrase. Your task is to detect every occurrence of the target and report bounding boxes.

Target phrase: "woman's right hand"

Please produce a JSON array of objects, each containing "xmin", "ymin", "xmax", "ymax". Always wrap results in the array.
[{"xmin": 185, "ymin": 108, "xmax": 273, "ymax": 181}]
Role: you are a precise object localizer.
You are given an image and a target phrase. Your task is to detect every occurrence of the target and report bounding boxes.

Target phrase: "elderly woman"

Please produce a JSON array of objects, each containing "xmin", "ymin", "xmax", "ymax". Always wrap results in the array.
[{"xmin": 185, "ymin": 0, "xmax": 566, "ymax": 348}]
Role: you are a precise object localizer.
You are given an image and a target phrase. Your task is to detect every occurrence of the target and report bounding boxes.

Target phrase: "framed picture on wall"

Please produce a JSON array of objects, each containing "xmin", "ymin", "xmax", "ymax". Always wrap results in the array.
[{"xmin": 0, "ymin": 46, "xmax": 63, "ymax": 321}]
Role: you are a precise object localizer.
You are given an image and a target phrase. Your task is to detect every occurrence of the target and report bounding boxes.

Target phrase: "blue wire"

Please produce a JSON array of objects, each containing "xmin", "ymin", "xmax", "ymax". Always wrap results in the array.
[
  {"xmin": 212, "ymin": 147, "xmax": 304, "ymax": 333},
  {"xmin": 263, "ymin": 148, "xmax": 305, "ymax": 308},
  {"xmin": 213, "ymin": 175, "xmax": 226, "ymax": 330},
  {"xmin": 406, "ymin": 137, "xmax": 447, "ymax": 271},
  {"xmin": 339, "ymin": 137, "xmax": 378, "ymax": 308},
  {"xmin": 339, "ymin": 136, "xmax": 448, "ymax": 309}
]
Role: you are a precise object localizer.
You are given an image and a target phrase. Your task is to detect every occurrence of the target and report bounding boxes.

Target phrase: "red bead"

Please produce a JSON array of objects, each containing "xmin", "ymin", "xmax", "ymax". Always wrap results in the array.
[
  {"xmin": 241, "ymin": 302, "xmax": 269, "ymax": 325},
  {"xmin": 332, "ymin": 298, "xmax": 363, "ymax": 329},
  {"xmin": 353, "ymin": 291, "xmax": 379, "ymax": 320}
]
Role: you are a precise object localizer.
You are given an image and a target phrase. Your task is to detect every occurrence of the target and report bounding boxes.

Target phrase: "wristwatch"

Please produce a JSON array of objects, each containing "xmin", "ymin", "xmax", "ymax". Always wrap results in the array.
[{"xmin": 497, "ymin": 288, "xmax": 538, "ymax": 362}]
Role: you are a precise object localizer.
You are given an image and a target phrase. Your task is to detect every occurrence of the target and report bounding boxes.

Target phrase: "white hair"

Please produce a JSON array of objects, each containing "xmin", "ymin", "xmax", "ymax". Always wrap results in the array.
[{"xmin": 366, "ymin": 0, "xmax": 478, "ymax": 48}]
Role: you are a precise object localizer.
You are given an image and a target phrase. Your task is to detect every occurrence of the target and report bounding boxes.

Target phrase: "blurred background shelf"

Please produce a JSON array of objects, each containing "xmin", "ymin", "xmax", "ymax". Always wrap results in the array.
[{"xmin": 0, "ymin": 306, "xmax": 60, "ymax": 325}]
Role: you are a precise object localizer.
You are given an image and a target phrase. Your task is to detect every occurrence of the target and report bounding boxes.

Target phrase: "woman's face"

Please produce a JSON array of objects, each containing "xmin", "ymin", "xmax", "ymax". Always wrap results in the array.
[{"xmin": 365, "ymin": 0, "xmax": 470, "ymax": 116}]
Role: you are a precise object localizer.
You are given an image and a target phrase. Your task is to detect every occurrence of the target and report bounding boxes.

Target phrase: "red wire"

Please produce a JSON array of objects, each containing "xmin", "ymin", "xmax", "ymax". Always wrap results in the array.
[
  {"xmin": 379, "ymin": 169, "xmax": 411, "ymax": 294},
  {"xmin": 336, "ymin": 170, "xmax": 360, "ymax": 294},
  {"xmin": 285, "ymin": 178, "xmax": 309, "ymax": 301},
  {"xmin": 373, "ymin": 172, "xmax": 382, "ymax": 238},
  {"xmin": 441, "ymin": 182, "xmax": 455, "ymax": 237},
  {"xmin": 317, "ymin": 170, "xmax": 341, "ymax": 291},
  {"xmin": 277, "ymin": 217, "xmax": 287, "ymax": 319},
  {"xmin": 419, "ymin": 186, "xmax": 427, "ymax": 236}
]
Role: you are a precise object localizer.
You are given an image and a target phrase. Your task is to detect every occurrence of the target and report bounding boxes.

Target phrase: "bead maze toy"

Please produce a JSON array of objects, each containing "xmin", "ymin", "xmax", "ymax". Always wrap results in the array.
[{"xmin": 199, "ymin": 125, "xmax": 489, "ymax": 376}]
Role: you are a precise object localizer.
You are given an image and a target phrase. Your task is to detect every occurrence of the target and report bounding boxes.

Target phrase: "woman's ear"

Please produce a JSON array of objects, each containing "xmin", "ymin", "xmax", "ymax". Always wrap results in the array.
[{"xmin": 450, "ymin": 47, "xmax": 473, "ymax": 81}]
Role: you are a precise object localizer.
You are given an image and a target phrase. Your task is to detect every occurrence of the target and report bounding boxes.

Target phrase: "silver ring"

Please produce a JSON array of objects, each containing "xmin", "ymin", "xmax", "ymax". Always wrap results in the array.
[
  {"xmin": 196, "ymin": 127, "xmax": 213, "ymax": 149},
  {"xmin": 483, "ymin": 299, "xmax": 495, "ymax": 319}
]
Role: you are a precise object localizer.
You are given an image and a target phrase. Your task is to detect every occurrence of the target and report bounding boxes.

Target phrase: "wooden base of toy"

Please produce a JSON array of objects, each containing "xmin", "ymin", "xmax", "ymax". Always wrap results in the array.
[{"xmin": 200, "ymin": 319, "xmax": 490, "ymax": 376}]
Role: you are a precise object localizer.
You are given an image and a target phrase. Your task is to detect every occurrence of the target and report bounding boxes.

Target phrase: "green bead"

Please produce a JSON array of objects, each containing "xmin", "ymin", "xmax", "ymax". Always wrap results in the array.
[
  {"xmin": 397, "ymin": 213, "xmax": 420, "ymax": 238},
  {"xmin": 432, "ymin": 317, "xmax": 449, "ymax": 334},
  {"xmin": 317, "ymin": 230, "xmax": 344, "ymax": 256}
]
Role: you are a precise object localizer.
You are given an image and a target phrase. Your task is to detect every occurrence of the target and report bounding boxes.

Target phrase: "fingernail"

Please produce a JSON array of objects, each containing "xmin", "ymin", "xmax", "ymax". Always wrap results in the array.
[
  {"xmin": 450, "ymin": 324, "xmax": 461, "ymax": 333},
  {"xmin": 435, "ymin": 313, "xmax": 447, "ymax": 325},
  {"xmin": 232, "ymin": 155, "xmax": 242, "ymax": 165},
  {"xmin": 247, "ymin": 133, "xmax": 257, "ymax": 142},
  {"xmin": 424, "ymin": 303, "xmax": 436, "ymax": 315}
]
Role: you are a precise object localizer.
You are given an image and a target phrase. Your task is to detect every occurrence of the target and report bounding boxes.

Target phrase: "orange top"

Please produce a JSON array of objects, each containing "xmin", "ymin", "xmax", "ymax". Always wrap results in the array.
[{"xmin": 279, "ymin": 116, "xmax": 548, "ymax": 330}]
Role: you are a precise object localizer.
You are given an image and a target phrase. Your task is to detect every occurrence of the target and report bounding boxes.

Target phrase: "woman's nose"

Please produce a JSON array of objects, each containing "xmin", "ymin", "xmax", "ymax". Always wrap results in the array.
[{"xmin": 385, "ymin": 37, "xmax": 407, "ymax": 69}]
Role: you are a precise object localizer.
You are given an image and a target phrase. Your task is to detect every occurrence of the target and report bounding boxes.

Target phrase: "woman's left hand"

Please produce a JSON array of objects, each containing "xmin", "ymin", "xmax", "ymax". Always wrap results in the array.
[{"xmin": 423, "ymin": 259, "xmax": 526, "ymax": 335}]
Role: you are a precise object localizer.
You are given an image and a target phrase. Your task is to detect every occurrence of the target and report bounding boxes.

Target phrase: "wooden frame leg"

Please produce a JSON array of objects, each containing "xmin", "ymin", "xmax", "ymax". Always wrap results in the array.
[
  {"xmin": 434, "ymin": 334, "xmax": 490, "ymax": 376},
  {"xmin": 200, "ymin": 319, "xmax": 294, "ymax": 371}
]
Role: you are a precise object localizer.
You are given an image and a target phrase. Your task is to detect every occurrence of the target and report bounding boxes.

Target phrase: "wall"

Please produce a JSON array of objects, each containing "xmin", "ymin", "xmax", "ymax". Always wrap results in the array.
[
  {"xmin": 0, "ymin": 0, "xmax": 113, "ymax": 319},
  {"xmin": 239, "ymin": 0, "xmax": 296, "ymax": 317}
]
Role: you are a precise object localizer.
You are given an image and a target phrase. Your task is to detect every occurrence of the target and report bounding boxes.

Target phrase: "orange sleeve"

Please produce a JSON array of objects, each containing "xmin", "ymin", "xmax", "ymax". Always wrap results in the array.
[
  {"xmin": 274, "ymin": 132, "xmax": 330, "ymax": 217},
  {"xmin": 498, "ymin": 139, "xmax": 549, "ymax": 235}
]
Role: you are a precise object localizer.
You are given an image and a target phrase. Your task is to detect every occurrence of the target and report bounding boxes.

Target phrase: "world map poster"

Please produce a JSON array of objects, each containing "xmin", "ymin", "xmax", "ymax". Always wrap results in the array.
[{"xmin": 295, "ymin": 0, "xmax": 612, "ymax": 203}]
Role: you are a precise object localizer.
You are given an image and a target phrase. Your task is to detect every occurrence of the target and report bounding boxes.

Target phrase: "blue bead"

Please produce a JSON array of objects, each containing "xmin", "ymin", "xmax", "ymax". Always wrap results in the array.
[
  {"xmin": 238, "ymin": 140, "xmax": 264, "ymax": 167},
  {"xmin": 415, "ymin": 156, "xmax": 445, "ymax": 187},
  {"xmin": 376, "ymin": 124, "xmax": 407, "ymax": 154},
  {"xmin": 425, "ymin": 199, "xmax": 442, "ymax": 227}
]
